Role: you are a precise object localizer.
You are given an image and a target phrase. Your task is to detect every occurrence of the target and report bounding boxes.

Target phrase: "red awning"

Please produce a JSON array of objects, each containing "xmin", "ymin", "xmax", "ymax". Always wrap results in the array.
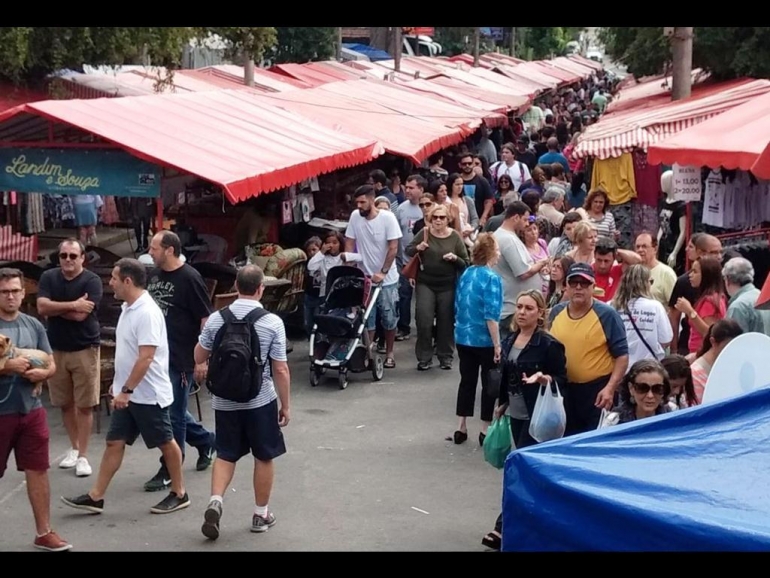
[
  {"xmin": 551, "ymin": 57, "xmax": 596, "ymax": 80},
  {"xmin": 485, "ymin": 63, "xmax": 556, "ymax": 93},
  {"xmin": 434, "ymin": 65, "xmax": 543, "ymax": 98},
  {"xmin": 259, "ymin": 84, "xmax": 472, "ymax": 164},
  {"xmin": 269, "ymin": 63, "xmax": 348, "ymax": 87},
  {"xmin": 568, "ymin": 54, "xmax": 603, "ymax": 71},
  {"xmin": 394, "ymin": 77, "xmax": 526, "ymax": 114},
  {"xmin": 575, "ymin": 79, "xmax": 770, "ymax": 160},
  {"xmin": 428, "ymin": 76, "xmax": 530, "ymax": 111},
  {"xmin": 0, "ymin": 90, "xmax": 384, "ymax": 203},
  {"xmin": 447, "ymin": 54, "xmax": 495, "ymax": 69},
  {"xmin": 0, "ymin": 85, "xmax": 49, "ymax": 112},
  {"xmin": 201, "ymin": 65, "xmax": 310, "ymax": 91},
  {"xmin": 647, "ymin": 90, "xmax": 770, "ymax": 173},
  {"xmin": 514, "ymin": 61, "xmax": 575, "ymax": 86},
  {"xmin": 481, "ymin": 53, "xmax": 526, "ymax": 66},
  {"xmin": 605, "ymin": 69, "xmax": 711, "ymax": 114},
  {"xmin": 374, "ymin": 57, "xmax": 448, "ymax": 79}
]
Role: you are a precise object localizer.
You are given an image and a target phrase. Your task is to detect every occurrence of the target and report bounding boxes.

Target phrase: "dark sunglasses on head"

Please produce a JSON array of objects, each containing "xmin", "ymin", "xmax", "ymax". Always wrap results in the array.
[
  {"xmin": 567, "ymin": 278, "xmax": 592, "ymax": 288},
  {"xmin": 632, "ymin": 383, "xmax": 665, "ymax": 396},
  {"xmin": 59, "ymin": 252, "xmax": 81, "ymax": 261}
]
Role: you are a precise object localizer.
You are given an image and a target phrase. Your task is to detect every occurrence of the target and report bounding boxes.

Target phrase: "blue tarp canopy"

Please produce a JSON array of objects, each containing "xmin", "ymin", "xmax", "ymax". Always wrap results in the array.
[
  {"xmin": 343, "ymin": 43, "xmax": 392, "ymax": 62},
  {"xmin": 502, "ymin": 386, "xmax": 770, "ymax": 551}
]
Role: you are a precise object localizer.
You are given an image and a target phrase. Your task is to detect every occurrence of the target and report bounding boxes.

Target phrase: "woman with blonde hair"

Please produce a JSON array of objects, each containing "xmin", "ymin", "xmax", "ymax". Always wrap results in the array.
[
  {"xmin": 482, "ymin": 289, "xmax": 567, "ymax": 551},
  {"xmin": 567, "ymin": 221, "xmax": 598, "ymax": 264},
  {"xmin": 406, "ymin": 204, "xmax": 469, "ymax": 370},
  {"xmin": 453, "ymin": 233, "xmax": 503, "ymax": 445},
  {"xmin": 612, "ymin": 264, "xmax": 673, "ymax": 367}
]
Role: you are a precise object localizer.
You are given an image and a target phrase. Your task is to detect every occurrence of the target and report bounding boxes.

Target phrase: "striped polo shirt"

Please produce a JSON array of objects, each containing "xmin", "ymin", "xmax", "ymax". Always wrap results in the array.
[{"xmin": 198, "ymin": 298, "xmax": 286, "ymax": 411}]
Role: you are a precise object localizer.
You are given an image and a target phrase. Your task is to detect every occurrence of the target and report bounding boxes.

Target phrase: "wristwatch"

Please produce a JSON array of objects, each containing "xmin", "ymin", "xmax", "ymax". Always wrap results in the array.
[
  {"xmin": 689, "ymin": 311, "xmax": 697, "ymax": 319},
  {"xmin": 121, "ymin": 386, "xmax": 134, "ymax": 394},
  {"xmin": 380, "ymin": 267, "xmax": 389, "ymax": 274}
]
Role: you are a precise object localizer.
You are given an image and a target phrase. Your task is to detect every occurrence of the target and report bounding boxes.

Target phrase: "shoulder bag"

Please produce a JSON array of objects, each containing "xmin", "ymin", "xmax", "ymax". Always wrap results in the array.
[
  {"xmin": 625, "ymin": 306, "xmax": 658, "ymax": 359},
  {"xmin": 402, "ymin": 227, "xmax": 430, "ymax": 281}
]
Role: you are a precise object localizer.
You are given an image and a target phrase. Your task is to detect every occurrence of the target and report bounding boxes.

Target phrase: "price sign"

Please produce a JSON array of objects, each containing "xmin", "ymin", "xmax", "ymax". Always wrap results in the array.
[{"xmin": 672, "ymin": 164, "xmax": 701, "ymax": 202}]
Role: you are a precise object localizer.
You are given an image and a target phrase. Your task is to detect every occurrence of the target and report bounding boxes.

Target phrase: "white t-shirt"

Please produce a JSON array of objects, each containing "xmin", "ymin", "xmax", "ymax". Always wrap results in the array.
[
  {"xmin": 493, "ymin": 227, "xmax": 542, "ymax": 317},
  {"xmin": 617, "ymin": 297, "xmax": 673, "ymax": 368},
  {"xmin": 345, "ymin": 209, "xmax": 403, "ymax": 286},
  {"xmin": 703, "ymin": 170, "xmax": 725, "ymax": 228},
  {"xmin": 490, "ymin": 161, "xmax": 532, "ymax": 192},
  {"xmin": 113, "ymin": 290, "xmax": 173, "ymax": 407}
]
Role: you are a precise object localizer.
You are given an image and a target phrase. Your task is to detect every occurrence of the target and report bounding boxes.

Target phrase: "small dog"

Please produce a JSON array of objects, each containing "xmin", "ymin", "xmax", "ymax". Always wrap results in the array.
[{"xmin": 0, "ymin": 333, "xmax": 51, "ymax": 396}]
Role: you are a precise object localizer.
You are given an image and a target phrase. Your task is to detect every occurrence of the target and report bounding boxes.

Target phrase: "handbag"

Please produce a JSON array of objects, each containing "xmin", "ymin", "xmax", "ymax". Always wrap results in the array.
[
  {"xmin": 402, "ymin": 227, "xmax": 429, "ymax": 281},
  {"xmin": 485, "ymin": 363, "xmax": 503, "ymax": 398},
  {"xmin": 625, "ymin": 306, "xmax": 658, "ymax": 359}
]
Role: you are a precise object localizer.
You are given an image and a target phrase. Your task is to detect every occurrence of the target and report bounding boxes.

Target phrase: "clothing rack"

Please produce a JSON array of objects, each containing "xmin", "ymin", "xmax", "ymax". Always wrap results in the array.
[{"xmin": 716, "ymin": 228, "xmax": 770, "ymax": 248}]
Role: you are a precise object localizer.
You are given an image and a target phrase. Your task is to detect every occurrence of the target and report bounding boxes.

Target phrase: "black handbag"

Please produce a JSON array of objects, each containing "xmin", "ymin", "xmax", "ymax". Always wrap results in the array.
[{"xmin": 485, "ymin": 364, "xmax": 503, "ymax": 398}]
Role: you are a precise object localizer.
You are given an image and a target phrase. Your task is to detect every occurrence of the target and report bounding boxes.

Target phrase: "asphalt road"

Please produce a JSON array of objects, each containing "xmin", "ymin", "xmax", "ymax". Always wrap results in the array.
[{"xmin": 0, "ymin": 335, "xmax": 502, "ymax": 551}]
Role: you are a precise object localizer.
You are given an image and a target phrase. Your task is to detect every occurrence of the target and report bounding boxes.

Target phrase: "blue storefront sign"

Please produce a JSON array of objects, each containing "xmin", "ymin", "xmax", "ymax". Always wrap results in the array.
[{"xmin": 0, "ymin": 148, "xmax": 161, "ymax": 197}]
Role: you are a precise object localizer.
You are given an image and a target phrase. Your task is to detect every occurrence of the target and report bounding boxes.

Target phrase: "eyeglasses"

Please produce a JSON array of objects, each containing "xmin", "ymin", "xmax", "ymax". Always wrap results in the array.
[
  {"xmin": 59, "ymin": 252, "xmax": 81, "ymax": 260},
  {"xmin": 432, "ymin": 215, "xmax": 447, "ymax": 220},
  {"xmin": 419, "ymin": 202, "xmax": 434, "ymax": 208},
  {"xmin": 567, "ymin": 278, "xmax": 593, "ymax": 288},
  {"xmin": 0, "ymin": 288, "xmax": 22, "ymax": 297},
  {"xmin": 632, "ymin": 383, "xmax": 665, "ymax": 396}
]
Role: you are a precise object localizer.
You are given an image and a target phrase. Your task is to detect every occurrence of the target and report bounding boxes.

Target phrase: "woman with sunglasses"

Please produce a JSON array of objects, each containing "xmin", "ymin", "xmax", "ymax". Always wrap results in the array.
[
  {"xmin": 599, "ymin": 359, "xmax": 673, "ymax": 427},
  {"xmin": 412, "ymin": 193, "xmax": 437, "ymax": 238},
  {"xmin": 482, "ymin": 290, "xmax": 567, "ymax": 551},
  {"xmin": 406, "ymin": 204, "xmax": 469, "ymax": 371}
]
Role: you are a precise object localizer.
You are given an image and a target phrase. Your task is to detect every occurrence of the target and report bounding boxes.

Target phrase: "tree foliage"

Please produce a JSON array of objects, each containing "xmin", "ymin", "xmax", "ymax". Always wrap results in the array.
[
  {"xmin": 203, "ymin": 27, "xmax": 276, "ymax": 62},
  {"xmin": 600, "ymin": 27, "xmax": 770, "ymax": 80},
  {"xmin": 523, "ymin": 27, "xmax": 569, "ymax": 60},
  {"xmin": 272, "ymin": 27, "xmax": 336, "ymax": 64}
]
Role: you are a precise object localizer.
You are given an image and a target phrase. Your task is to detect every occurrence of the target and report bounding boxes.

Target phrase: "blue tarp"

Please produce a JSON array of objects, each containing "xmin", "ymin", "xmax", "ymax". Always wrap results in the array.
[
  {"xmin": 502, "ymin": 386, "xmax": 770, "ymax": 551},
  {"xmin": 343, "ymin": 43, "xmax": 392, "ymax": 62}
]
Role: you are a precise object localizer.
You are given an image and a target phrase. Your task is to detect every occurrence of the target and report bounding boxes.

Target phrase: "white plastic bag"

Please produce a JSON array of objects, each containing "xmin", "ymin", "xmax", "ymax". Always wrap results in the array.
[{"xmin": 528, "ymin": 380, "xmax": 567, "ymax": 443}]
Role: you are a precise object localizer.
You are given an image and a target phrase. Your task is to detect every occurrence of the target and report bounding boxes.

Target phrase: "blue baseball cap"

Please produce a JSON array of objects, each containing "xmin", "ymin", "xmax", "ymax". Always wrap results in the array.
[{"xmin": 566, "ymin": 262, "xmax": 595, "ymax": 283}]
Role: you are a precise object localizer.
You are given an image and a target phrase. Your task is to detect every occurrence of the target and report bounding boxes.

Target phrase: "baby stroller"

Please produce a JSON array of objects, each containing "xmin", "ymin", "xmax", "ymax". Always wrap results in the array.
[{"xmin": 309, "ymin": 266, "xmax": 384, "ymax": 389}]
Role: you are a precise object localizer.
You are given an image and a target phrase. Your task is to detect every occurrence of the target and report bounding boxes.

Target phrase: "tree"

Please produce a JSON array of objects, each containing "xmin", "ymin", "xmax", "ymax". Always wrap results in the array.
[
  {"xmin": 434, "ymin": 27, "xmax": 477, "ymax": 56},
  {"xmin": 202, "ymin": 27, "xmax": 277, "ymax": 63},
  {"xmin": 271, "ymin": 27, "xmax": 336, "ymax": 63},
  {"xmin": 0, "ymin": 27, "xmax": 198, "ymax": 86},
  {"xmin": 600, "ymin": 27, "xmax": 770, "ymax": 80},
  {"xmin": 524, "ymin": 27, "xmax": 569, "ymax": 60}
]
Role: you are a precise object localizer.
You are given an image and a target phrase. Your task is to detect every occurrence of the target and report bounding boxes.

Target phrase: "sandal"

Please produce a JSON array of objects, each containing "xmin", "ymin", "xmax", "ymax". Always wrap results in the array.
[
  {"xmin": 482, "ymin": 531, "xmax": 501, "ymax": 551},
  {"xmin": 453, "ymin": 430, "xmax": 468, "ymax": 444},
  {"xmin": 384, "ymin": 357, "xmax": 396, "ymax": 369}
]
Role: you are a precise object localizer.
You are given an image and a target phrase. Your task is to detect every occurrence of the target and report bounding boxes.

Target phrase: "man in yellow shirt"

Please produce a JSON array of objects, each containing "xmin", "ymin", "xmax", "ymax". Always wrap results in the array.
[
  {"xmin": 549, "ymin": 263, "xmax": 629, "ymax": 434},
  {"xmin": 635, "ymin": 232, "xmax": 678, "ymax": 308}
]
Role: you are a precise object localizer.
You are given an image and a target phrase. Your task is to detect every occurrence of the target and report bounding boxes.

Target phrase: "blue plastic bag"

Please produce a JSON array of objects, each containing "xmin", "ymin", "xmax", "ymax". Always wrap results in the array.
[{"xmin": 483, "ymin": 415, "xmax": 512, "ymax": 469}]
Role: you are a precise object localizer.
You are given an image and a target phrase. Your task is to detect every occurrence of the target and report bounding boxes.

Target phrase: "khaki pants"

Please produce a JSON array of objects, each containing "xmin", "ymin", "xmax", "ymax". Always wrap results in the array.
[{"xmin": 48, "ymin": 347, "xmax": 101, "ymax": 409}]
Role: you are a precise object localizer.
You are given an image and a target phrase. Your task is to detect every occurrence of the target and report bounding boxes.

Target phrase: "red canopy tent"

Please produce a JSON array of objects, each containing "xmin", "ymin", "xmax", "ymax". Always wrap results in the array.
[
  {"xmin": 529, "ymin": 60, "xmax": 581, "ymax": 84},
  {"xmin": 428, "ymin": 76, "xmax": 532, "ymax": 111},
  {"xmin": 394, "ymin": 77, "xmax": 528, "ymax": 114},
  {"xmin": 605, "ymin": 69, "xmax": 711, "ymax": 114},
  {"xmin": 568, "ymin": 54, "xmax": 604, "ymax": 71},
  {"xmin": 550, "ymin": 57, "xmax": 596, "ymax": 80},
  {"xmin": 0, "ymin": 85, "xmax": 49, "ymax": 113},
  {"xmin": 486, "ymin": 63, "xmax": 560, "ymax": 92},
  {"xmin": 447, "ymin": 54, "xmax": 495, "ymax": 69},
  {"xmin": 0, "ymin": 90, "xmax": 384, "ymax": 205}
]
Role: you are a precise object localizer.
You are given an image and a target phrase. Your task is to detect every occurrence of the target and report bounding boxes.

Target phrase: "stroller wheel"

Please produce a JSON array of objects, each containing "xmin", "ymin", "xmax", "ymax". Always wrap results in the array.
[
  {"xmin": 310, "ymin": 366, "xmax": 321, "ymax": 387},
  {"xmin": 371, "ymin": 355, "xmax": 384, "ymax": 382},
  {"xmin": 338, "ymin": 371, "xmax": 348, "ymax": 390}
]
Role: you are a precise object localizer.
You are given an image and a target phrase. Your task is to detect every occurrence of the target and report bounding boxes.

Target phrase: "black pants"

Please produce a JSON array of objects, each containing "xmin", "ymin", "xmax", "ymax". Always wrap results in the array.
[
  {"xmin": 134, "ymin": 216, "xmax": 151, "ymax": 250},
  {"xmin": 456, "ymin": 344, "xmax": 496, "ymax": 422},
  {"xmin": 564, "ymin": 376, "xmax": 610, "ymax": 436},
  {"xmin": 494, "ymin": 417, "xmax": 537, "ymax": 534}
]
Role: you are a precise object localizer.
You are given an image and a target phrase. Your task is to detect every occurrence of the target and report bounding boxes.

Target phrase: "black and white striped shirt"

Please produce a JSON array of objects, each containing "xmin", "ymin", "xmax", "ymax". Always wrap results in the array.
[{"xmin": 198, "ymin": 299, "xmax": 286, "ymax": 411}]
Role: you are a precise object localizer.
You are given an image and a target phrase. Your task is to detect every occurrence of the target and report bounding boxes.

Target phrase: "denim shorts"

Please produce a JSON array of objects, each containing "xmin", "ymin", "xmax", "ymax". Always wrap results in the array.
[{"xmin": 365, "ymin": 282, "xmax": 399, "ymax": 331}]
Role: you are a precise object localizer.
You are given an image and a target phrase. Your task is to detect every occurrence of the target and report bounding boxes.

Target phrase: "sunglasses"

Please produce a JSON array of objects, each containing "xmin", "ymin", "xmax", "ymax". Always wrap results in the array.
[
  {"xmin": 59, "ymin": 252, "xmax": 81, "ymax": 260},
  {"xmin": 632, "ymin": 383, "xmax": 665, "ymax": 396},
  {"xmin": 432, "ymin": 215, "xmax": 447, "ymax": 220},
  {"xmin": 419, "ymin": 202, "xmax": 434, "ymax": 208},
  {"xmin": 567, "ymin": 278, "xmax": 593, "ymax": 288}
]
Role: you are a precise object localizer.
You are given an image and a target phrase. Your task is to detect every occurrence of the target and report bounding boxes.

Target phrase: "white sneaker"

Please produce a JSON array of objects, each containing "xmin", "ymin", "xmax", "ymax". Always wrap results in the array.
[
  {"xmin": 75, "ymin": 457, "xmax": 92, "ymax": 477},
  {"xmin": 59, "ymin": 449, "xmax": 78, "ymax": 469}
]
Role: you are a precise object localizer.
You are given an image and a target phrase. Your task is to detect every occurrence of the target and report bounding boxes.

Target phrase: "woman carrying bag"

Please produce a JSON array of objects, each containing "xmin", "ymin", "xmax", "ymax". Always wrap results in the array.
[
  {"xmin": 482, "ymin": 289, "xmax": 567, "ymax": 552},
  {"xmin": 406, "ymin": 204, "xmax": 469, "ymax": 370}
]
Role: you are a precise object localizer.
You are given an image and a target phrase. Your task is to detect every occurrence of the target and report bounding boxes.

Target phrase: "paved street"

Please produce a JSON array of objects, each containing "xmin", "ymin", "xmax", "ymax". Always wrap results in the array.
[{"xmin": 0, "ymin": 335, "xmax": 501, "ymax": 551}]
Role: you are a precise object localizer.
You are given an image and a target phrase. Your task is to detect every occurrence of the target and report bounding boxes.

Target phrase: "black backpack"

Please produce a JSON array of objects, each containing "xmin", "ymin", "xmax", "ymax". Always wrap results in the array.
[{"xmin": 206, "ymin": 306, "xmax": 269, "ymax": 403}]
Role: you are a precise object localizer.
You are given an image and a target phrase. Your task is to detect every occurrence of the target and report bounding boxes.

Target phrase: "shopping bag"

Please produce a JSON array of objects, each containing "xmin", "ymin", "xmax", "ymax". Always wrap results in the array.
[
  {"xmin": 528, "ymin": 380, "xmax": 567, "ymax": 443},
  {"xmin": 483, "ymin": 415, "xmax": 512, "ymax": 469}
]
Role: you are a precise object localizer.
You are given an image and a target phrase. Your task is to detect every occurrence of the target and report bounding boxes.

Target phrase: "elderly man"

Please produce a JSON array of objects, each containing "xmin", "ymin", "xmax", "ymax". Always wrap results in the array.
[
  {"xmin": 538, "ymin": 186, "xmax": 566, "ymax": 230},
  {"xmin": 635, "ymin": 232, "xmax": 677, "ymax": 308},
  {"xmin": 723, "ymin": 257, "xmax": 770, "ymax": 334}
]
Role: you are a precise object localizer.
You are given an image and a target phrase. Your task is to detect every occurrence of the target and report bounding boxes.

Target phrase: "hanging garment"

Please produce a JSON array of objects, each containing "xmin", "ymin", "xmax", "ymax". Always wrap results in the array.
[
  {"xmin": 703, "ymin": 170, "xmax": 726, "ymax": 228},
  {"xmin": 633, "ymin": 202, "xmax": 661, "ymax": 242},
  {"xmin": 26, "ymin": 193, "xmax": 45, "ymax": 234},
  {"xmin": 632, "ymin": 150, "xmax": 661, "ymax": 208},
  {"xmin": 591, "ymin": 153, "xmax": 638, "ymax": 205},
  {"xmin": 100, "ymin": 196, "xmax": 120, "ymax": 225}
]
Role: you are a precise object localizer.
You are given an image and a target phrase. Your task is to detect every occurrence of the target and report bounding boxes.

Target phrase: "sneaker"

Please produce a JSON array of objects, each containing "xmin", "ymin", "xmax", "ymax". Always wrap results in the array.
[
  {"xmin": 250, "ymin": 511, "xmax": 277, "ymax": 533},
  {"xmin": 201, "ymin": 500, "xmax": 222, "ymax": 540},
  {"xmin": 150, "ymin": 491, "xmax": 191, "ymax": 514},
  {"xmin": 60, "ymin": 493, "xmax": 104, "ymax": 514},
  {"xmin": 75, "ymin": 457, "xmax": 92, "ymax": 477},
  {"xmin": 34, "ymin": 530, "xmax": 73, "ymax": 552},
  {"xmin": 376, "ymin": 343, "xmax": 387, "ymax": 354},
  {"xmin": 196, "ymin": 447, "xmax": 215, "ymax": 472},
  {"xmin": 144, "ymin": 469, "xmax": 171, "ymax": 492},
  {"xmin": 59, "ymin": 449, "xmax": 78, "ymax": 469},
  {"xmin": 439, "ymin": 361, "xmax": 452, "ymax": 370},
  {"xmin": 395, "ymin": 331, "xmax": 410, "ymax": 342},
  {"xmin": 417, "ymin": 361, "xmax": 433, "ymax": 371}
]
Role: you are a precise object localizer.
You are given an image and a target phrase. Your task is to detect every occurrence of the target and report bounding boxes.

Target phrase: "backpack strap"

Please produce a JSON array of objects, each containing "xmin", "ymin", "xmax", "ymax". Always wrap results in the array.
[
  {"xmin": 219, "ymin": 306, "xmax": 236, "ymax": 323},
  {"xmin": 212, "ymin": 306, "xmax": 237, "ymax": 349},
  {"xmin": 243, "ymin": 307, "xmax": 270, "ymax": 366}
]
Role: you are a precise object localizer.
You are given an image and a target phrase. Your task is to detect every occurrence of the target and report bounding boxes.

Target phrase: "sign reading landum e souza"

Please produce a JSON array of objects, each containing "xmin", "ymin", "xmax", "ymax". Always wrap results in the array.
[{"xmin": 0, "ymin": 148, "xmax": 161, "ymax": 197}]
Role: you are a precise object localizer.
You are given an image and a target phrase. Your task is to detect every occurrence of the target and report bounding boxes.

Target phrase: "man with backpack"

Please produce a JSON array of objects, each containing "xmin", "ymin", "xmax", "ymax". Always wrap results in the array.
[{"xmin": 194, "ymin": 264, "xmax": 291, "ymax": 540}]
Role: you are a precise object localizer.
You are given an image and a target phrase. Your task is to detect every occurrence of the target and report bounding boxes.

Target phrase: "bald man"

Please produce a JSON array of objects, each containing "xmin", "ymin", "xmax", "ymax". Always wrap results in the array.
[
  {"xmin": 537, "ymin": 137, "xmax": 570, "ymax": 175},
  {"xmin": 668, "ymin": 233, "xmax": 723, "ymax": 354}
]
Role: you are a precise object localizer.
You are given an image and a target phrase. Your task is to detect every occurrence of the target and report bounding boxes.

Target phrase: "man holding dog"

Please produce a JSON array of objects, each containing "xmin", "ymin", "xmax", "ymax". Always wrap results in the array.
[
  {"xmin": 0, "ymin": 268, "xmax": 70, "ymax": 551},
  {"xmin": 37, "ymin": 239, "xmax": 103, "ymax": 478}
]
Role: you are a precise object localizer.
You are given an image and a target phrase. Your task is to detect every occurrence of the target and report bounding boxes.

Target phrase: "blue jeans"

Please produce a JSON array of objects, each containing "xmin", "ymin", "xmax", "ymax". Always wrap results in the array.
[
  {"xmin": 159, "ymin": 369, "xmax": 215, "ymax": 472},
  {"xmin": 304, "ymin": 294, "xmax": 322, "ymax": 336},
  {"xmin": 397, "ymin": 275, "xmax": 412, "ymax": 335}
]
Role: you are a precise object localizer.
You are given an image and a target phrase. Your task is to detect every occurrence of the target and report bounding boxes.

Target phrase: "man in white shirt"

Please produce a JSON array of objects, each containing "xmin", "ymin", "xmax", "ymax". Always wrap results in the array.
[
  {"xmin": 493, "ymin": 201, "xmax": 549, "ymax": 337},
  {"xmin": 61, "ymin": 258, "xmax": 189, "ymax": 516},
  {"xmin": 345, "ymin": 185, "xmax": 403, "ymax": 368}
]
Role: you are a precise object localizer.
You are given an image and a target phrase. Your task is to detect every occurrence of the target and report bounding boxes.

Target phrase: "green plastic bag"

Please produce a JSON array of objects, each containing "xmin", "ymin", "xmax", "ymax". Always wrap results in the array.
[{"xmin": 483, "ymin": 415, "xmax": 512, "ymax": 469}]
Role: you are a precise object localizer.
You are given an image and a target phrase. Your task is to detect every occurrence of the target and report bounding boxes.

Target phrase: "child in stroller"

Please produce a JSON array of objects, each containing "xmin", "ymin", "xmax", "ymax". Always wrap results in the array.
[{"xmin": 308, "ymin": 266, "xmax": 384, "ymax": 389}]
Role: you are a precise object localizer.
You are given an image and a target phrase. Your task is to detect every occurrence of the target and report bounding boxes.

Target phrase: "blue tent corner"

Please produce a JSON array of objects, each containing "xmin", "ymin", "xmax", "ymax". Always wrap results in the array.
[{"xmin": 343, "ymin": 43, "xmax": 392, "ymax": 62}]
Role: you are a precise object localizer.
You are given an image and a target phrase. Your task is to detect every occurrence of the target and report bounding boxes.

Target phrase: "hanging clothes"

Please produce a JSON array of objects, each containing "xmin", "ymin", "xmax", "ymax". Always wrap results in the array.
[
  {"xmin": 24, "ymin": 193, "xmax": 45, "ymax": 234},
  {"xmin": 632, "ymin": 150, "xmax": 661, "ymax": 208},
  {"xmin": 43, "ymin": 194, "xmax": 76, "ymax": 228},
  {"xmin": 100, "ymin": 196, "xmax": 120, "ymax": 225},
  {"xmin": 703, "ymin": 170, "xmax": 726, "ymax": 228},
  {"xmin": 591, "ymin": 153, "xmax": 637, "ymax": 205}
]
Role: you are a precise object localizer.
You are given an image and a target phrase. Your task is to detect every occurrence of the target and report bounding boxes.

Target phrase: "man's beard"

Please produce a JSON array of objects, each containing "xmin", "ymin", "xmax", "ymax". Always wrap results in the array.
[{"xmin": 359, "ymin": 207, "xmax": 371, "ymax": 217}]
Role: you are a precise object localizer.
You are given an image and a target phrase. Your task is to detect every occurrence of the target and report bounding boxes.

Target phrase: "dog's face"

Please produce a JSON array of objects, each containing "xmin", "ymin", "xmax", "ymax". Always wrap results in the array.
[{"xmin": 0, "ymin": 334, "xmax": 11, "ymax": 358}]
